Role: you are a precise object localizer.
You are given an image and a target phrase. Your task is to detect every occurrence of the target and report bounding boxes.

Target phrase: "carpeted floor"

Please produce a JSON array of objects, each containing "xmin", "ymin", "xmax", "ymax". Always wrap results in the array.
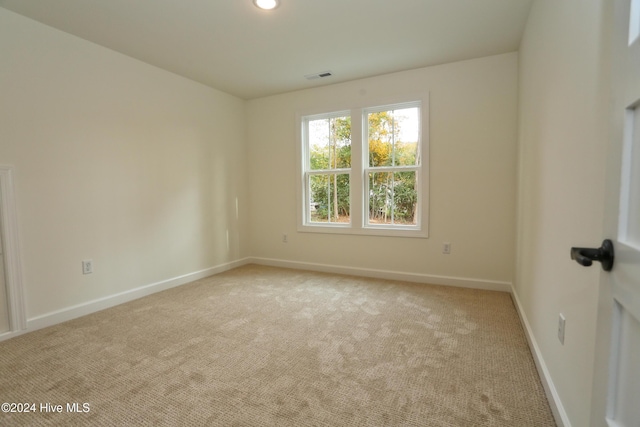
[{"xmin": 0, "ymin": 265, "xmax": 555, "ymax": 426}]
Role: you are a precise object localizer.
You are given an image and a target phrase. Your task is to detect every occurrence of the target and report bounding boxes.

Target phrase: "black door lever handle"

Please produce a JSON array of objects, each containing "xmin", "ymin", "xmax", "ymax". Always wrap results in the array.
[{"xmin": 570, "ymin": 239, "xmax": 614, "ymax": 271}]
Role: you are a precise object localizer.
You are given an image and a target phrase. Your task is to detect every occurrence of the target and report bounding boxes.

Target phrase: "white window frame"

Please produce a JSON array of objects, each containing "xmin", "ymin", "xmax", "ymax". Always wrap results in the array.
[
  {"xmin": 296, "ymin": 95, "xmax": 429, "ymax": 238},
  {"xmin": 301, "ymin": 110, "xmax": 352, "ymax": 228}
]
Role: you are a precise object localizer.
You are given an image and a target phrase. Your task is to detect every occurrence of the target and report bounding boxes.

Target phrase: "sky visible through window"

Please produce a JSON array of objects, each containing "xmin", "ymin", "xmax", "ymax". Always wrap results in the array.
[{"xmin": 308, "ymin": 108, "xmax": 419, "ymax": 153}]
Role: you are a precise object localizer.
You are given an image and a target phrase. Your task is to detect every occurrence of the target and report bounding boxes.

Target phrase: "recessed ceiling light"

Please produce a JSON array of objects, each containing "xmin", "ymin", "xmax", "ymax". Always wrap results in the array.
[{"xmin": 253, "ymin": 0, "xmax": 279, "ymax": 10}]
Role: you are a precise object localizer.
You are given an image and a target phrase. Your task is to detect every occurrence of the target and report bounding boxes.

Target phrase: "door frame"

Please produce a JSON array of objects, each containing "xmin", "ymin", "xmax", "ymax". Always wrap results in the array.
[{"xmin": 0, "ymin": 165, "xmax": 26, "ymax": 338}]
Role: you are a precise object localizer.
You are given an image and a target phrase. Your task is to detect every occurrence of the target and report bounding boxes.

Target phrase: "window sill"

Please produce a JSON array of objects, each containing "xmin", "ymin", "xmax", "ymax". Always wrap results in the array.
[{"xmin": 298, "ymin": 224, "xmax": 428, "ymax": 238}]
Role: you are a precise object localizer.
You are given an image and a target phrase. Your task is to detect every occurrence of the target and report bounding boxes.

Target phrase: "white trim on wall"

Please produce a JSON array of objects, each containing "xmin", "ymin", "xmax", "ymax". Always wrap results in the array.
[
  {"xmin": 0, "ymin": 248, "xmax": 529, "ymax": 342},
  {"xmin": 511, "ymin": 286, "xmax": 570, "ymax": 427},
  {"xmin": 0, "ymin": 258, "xmax": 250, "ymax": 342},
  {"xmin": 250, "ymin": 256, "xmax": 512, "ymax": 292},
  {"xmin": 0, "ymin": 165, "xmax": 26, "ymax": 334},
  {"xmin": 0, "ymin": 255, "xmax": 515, "ymax": 343}
]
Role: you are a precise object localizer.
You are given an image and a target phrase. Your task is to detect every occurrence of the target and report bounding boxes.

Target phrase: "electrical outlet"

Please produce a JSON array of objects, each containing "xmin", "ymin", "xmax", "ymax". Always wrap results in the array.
[
  {"xmin": 443, "ymin": 242, "xmax": 451, "ymax": 254},
  {"xmin": 82, "ymin": 259, "xmax": 93, "ymax": 275},
  {"xmin": 558, "ymin": 313, "xmax": 566, "ymax": 345},
  {"xmin": 282, "ymin": 234, "xmax": 288, "ymax": 243}
]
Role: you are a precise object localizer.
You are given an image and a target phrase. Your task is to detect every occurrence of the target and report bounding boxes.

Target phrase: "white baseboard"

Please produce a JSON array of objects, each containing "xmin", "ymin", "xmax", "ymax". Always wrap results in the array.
[
  {"xmin": 248, "ymin": 257, "xmax": 512, "ymax": 292},
  {"xmin": 510, "ymin": 286, "xmax": 570, "ymax": 427},
  {"xmin": 0, "ymin": 258, "xmax": 250, "ymax": 342},
  {"xmin": 2, "ymin": 255, "xmax": 566, "ymax": 426},
  {"xmin": 2, "ymin": 257, "xmax": 510, "ymax": 343}
]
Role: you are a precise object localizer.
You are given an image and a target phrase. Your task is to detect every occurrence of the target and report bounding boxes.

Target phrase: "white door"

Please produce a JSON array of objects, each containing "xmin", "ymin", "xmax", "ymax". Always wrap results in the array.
[{"xmin": 592, "ymin": 0, "xmax": 640, "ymax": 425}]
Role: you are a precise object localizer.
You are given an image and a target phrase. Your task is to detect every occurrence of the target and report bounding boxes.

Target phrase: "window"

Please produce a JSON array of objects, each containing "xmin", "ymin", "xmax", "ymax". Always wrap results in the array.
[
  {"xmin": 306, "ymin": 113, "xmax": 352, "ymax": 224},
  {"xmin": 365, "ymin": 105, "xmax": 421, "ymax": 227},
  {"xmin": 297, "ymin": 97, "xmax": 428, "ymax": 237}
]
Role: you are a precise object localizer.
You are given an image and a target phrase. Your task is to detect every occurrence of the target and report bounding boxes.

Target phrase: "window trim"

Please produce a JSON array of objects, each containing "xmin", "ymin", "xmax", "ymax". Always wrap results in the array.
[
  {"xmin": 296, "ymin": 94, "xmax": 429, "ymax": 238},
  {"xmin": 301, "ymin": 110, "xmax": 352, "ymax": 227}
]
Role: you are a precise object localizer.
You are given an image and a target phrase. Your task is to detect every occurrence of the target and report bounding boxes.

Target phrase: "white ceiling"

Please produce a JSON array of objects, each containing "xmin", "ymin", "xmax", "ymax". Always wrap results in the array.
[{"xmin": 0, "ymin": 0, "xmax": 533, "ymax": 100}]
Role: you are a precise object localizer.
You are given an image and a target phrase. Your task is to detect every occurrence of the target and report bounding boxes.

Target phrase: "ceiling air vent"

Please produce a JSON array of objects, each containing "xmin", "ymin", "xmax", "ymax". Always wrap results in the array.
[{"xmin": 305, "ymin": 71, "xmax": 333, "ymax": 80}]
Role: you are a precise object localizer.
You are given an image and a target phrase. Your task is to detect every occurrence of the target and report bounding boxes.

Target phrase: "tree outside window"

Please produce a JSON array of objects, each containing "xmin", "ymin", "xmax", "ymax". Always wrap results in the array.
[{"xmin": 299, "ymin": 99, "xmax": 427, "ymax": 237}]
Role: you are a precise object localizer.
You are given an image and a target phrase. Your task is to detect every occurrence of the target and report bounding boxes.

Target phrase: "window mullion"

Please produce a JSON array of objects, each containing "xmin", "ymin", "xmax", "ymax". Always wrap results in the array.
[
  {"xmin": 351, "ymin": 108, "xmax": 363, "ymax": 230},
  {"xmin": 391, "ymin": 110, "xmax": 396, "ymax": 167},
  {"xmin": 364, "ymin": 165, "xmax": 419, "ymax": 173},
  {"xmin": 303, "ymin": 171, "xmax": 310, "ymax": 224},
  {"xmin": 307, "ymin": 168, "xmax": 350, "ymax": 175},
  {"xmin": 391, "ymin": 172, "xmax": 395, "ymax": 224}
]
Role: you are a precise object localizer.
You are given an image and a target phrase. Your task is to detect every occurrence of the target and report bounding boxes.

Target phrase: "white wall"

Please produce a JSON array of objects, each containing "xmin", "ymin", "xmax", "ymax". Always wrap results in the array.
[
  {"xmin": 1, "ymin": 5, "xmax": 614, "ymax": 424},
  {"xmin": 515, "ymin": 1, "xmax": 608, "ymax": 425},
  {"xmin": 0, "ymin": 9, "xmax": 249, "ymax": 323},
  {"xmin": 247, "ymin": 53, "xmax": 519, "ymax": 288}
]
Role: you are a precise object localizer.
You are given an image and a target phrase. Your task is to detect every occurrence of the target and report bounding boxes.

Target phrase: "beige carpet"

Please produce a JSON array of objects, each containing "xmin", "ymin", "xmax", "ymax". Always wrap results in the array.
[{"xmin": 0, "ymin": 265, "xmax": 555, "ymax": 426}]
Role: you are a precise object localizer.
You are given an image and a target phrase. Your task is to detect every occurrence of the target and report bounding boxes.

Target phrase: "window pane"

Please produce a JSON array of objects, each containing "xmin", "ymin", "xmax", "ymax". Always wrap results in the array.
[
  {"xmin": 368, "ymin": 107, "xmax": 419, "ymax": 167},
  {"xmin": 368, "ymin": 171, "xmax": 417, "ymax": 225},
  {"xmin": 309, "ymin": 119, "xmax": 330, "ymax": 170},
  {"xmin": 309, "ymin": 116, "xmax": 351, "ymax": 170},
  {"xmin": 392, "ymin": 171, "xmax": 417, "ymax": 224},
  {"xmin": 368, "ymin": 112, "xmax": 393, "ymax": 167},
  {"xmin": 309, "ymin": 173, "xmax": 350, "ymax": 223},
  {"xmin": 368, "ymin": 172, "xmax": 393, "ymax": 224},
  {"xmin": 394, "ymin": 107, "xmax": 420, "ymax": 167}
]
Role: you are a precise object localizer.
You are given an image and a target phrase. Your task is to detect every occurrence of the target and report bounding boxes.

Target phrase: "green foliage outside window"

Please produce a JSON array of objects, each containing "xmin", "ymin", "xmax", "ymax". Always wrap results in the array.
[
  {"xmin": 308, "ymin": 109, "xmax": 419, "ymax": 225},
  {"xmin": 367, "ymin": 110, "xmax": 419, "ymax": 225},
  {"xmin": 309, "ymin": 116, "xmax": 351, "ymax": 222}
]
